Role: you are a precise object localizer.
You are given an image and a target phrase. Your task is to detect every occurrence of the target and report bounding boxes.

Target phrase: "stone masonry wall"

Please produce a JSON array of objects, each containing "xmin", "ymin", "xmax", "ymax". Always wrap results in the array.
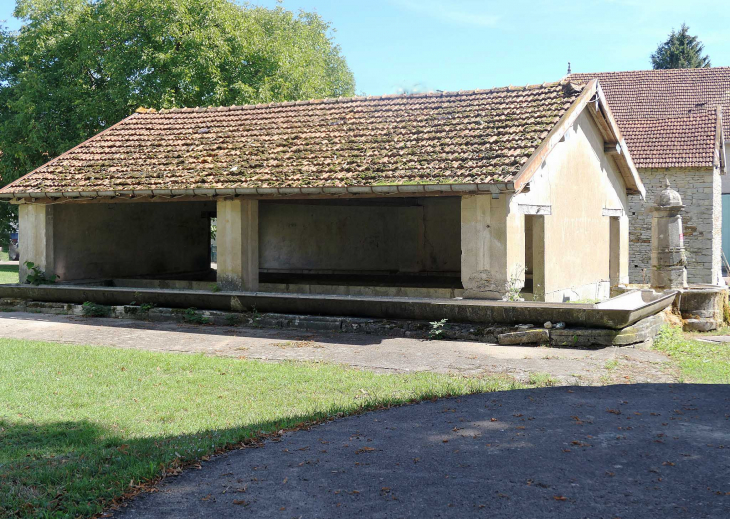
[{"xmin": 628, "ymin": 168, "xmax": 722, "ymax": 285}]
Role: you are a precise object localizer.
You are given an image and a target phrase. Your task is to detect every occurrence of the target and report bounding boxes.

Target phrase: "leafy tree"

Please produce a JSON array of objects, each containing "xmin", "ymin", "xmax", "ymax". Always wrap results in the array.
[
  {"xmin": 0, "ymin": 0, "xmax": 355, "ymax": 242},
  {"xmin": 651, "ymin": 23, "xmax": 711, "ymax": 70}
]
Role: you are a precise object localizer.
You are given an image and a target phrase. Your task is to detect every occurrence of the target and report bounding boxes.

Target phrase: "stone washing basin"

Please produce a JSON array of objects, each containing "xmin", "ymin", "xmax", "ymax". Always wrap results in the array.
[{"xmin": 0, "ymin": 285, "xmax": 677, "ymax": 330}]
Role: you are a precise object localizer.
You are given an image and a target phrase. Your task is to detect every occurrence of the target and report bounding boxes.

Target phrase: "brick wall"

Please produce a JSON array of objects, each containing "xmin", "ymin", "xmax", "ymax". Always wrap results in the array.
[{"xmin": 628, "ymin": 168, "xmax": 722, "ymax": 285}]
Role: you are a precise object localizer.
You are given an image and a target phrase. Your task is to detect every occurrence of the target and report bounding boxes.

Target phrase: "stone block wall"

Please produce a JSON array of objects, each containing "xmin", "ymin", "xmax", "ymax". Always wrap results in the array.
[{"xmin": 628, "ymin": 168, "xmax": 722, "ymax": 285}]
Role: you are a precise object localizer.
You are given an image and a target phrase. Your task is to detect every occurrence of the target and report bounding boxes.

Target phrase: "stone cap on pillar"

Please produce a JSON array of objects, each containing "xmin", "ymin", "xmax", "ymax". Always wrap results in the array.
[{"xmin": 655, "ymin": 178, "xmax": 683, "ymax": 208}]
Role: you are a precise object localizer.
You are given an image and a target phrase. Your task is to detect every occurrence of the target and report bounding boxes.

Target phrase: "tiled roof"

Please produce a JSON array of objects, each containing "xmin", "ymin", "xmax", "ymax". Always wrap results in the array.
[
  {"xmin": 569, "ymin": 68, "xmax": 729, "ymax": 169},
  {"xmin": 1, "ymin": 82, "xmax": 582, "ymax": 194},
  {"xmin": 620, "ymin": 112, "xmax": 718, "ymax": 169}
]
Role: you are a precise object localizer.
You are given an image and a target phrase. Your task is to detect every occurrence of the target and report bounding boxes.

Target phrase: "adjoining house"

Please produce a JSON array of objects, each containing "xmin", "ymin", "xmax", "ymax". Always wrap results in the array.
[
  {"xmin": 0, "ymin": 79, "xmax": 643, "ymax": 303},
  {"xmin": 569, "ymin": 68, "xmax": 729, "ymax": 285}
]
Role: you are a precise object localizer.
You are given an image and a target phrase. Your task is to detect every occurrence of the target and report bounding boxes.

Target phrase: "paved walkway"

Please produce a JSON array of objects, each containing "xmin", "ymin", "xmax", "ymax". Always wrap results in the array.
[
  {"xmin": 0, "ymin": 312, "xmax": 675, "ymax": 384},
  {"xmin": 113, "ymin": 384, "xmax": 730, "ymax": 518}
]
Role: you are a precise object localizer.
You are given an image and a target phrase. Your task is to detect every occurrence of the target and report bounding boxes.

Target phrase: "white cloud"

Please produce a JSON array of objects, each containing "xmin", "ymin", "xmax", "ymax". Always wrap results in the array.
[{"xmin": 391, "ymin": 0, "xmax": 499, "ymax": 28}]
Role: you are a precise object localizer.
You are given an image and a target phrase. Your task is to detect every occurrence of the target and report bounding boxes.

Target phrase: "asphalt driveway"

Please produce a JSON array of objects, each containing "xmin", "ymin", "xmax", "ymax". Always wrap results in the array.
[{"xmin": 113, "ymin": 384, "xmax": 730, "ymax": 518}]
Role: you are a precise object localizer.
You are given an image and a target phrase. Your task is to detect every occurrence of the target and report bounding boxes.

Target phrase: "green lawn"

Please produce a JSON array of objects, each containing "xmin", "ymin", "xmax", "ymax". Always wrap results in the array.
[
  {"xmin": 0, "ymin": 339, "xmax": 526, "ymax": 518},
  {"xmin": 0, "ymin": 263, "xmax": 19, "ymax": 284},
  {"xmin": 653, "ymin": 326, "xmax": 730, "ymax": 383}
]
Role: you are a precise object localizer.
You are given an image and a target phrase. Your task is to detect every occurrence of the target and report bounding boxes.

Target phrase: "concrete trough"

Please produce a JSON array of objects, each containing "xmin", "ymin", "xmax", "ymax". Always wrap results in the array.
[{"xmin": 0, "ymin": 285, "xmax": 676, "ymax": 330}]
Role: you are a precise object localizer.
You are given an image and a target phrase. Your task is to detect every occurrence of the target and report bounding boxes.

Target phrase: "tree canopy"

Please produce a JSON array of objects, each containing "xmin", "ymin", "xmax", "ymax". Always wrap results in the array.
[
  {"xmin": 651, "ymin": 23, "xmax": 711, "ymax": 70},
  {"xmin": 0, "ymin": 0, "xmax": 355, "ymax": 208}
]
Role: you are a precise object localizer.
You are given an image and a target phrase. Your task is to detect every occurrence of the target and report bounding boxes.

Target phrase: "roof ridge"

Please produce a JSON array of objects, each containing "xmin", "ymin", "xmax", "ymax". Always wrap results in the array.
[
  {"xmin": 146, "ymin": 79, "xmax": 575, "ymax": 115},
  {"xmin": 623, "ymin": 111, "xmax": 718, "ymax": 120},
  {"xmin": 569, "ymin": 66, "xmax": 730, "ymax": 77}
]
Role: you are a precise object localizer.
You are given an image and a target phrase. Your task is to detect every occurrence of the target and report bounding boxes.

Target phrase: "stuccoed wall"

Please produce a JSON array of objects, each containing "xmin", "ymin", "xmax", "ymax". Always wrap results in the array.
[
  {"xmin": 51, "ymin": 201, "xmax": 214, "ymax": 281},
  {"xmin": 258, "ymin": 197, "xmax": 461, "ymax": 275},
  {"xmin": 505, "ymin": 109, "xmax": 630, "ymax": 302},
  {"xmin": 628, "ymin": 168, "xmax": 722, "ymax": 285}
]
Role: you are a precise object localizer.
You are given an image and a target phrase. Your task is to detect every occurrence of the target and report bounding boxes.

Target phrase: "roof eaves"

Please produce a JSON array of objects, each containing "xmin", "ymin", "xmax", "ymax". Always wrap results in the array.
[
  {"xmin": 0, "ymin": 112, "xmax": 141, "ymax": 195},
  {"xmin": 716, "ymin": 106, "xmax": 727, "ymax": 175},
  {"xmin": 512, "ymin": 80, "xmax": 595, "ymax": 193},
  {"xmin": 594, "ymin": 82, "xmax": 645, "ymax": 198}
]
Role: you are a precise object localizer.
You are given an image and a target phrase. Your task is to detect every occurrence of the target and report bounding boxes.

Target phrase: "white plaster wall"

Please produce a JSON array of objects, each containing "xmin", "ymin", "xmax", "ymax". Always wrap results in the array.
[
  {"xmin": 259, "ymin": 197, "xmax": 461, "ymax": 275},
  {"xmin": 18, "ymin": 204, "xmax": 54, "ymax": 283},
  {"xmin": 509, "ymin": 110, "xmax": 630, "ymax": 302},
  {"xmin": 628, "ymin": 168, "xmax": 721, "ymax": 285}
]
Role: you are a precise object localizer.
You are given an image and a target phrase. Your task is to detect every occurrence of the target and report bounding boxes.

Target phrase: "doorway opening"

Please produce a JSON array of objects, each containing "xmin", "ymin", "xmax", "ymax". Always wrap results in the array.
[
  {"xmin": 609, "ymin": 216, "xmax": 621, "ymax": 286},
  {"xmin": 525, "ymin": 215, "xmax": 545, "ymax": 301}
]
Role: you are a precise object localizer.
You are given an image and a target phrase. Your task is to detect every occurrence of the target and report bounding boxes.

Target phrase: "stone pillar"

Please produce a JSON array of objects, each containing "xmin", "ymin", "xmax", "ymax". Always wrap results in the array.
[
  {"xmin": 650, "ymin": 180, "xmax": 688, "ymax": 290},
  {"xmin": 18, "ymin": 204, "xmax": 55, "ymax": 283},
  {"xmin": 461, "ymin": 194, "xmax": 523, "ymax": 299},
  {"xmin": 216, "ymin": 199, "xmax": 259, "ymax": 291}
]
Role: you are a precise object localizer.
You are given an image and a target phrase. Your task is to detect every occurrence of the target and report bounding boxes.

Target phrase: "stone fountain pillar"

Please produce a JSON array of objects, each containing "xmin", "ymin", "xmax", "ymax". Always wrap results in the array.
[{"xmin": 650, "ymin": 179, "xmax": 688, "ymax": 290}]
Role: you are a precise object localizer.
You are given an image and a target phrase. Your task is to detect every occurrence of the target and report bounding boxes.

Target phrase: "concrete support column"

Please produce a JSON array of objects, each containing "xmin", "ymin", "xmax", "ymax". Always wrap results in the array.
[
  {"xmin": 216, "ymin": 199, "xmax": 259, "ymax": 291},
  {"xmin": 18, "ymin": 204, "xmax": 54, "ymax": 283},
  {"xmin": 461, "ymin": 194, "xmax": 523, "ymax": 299}
]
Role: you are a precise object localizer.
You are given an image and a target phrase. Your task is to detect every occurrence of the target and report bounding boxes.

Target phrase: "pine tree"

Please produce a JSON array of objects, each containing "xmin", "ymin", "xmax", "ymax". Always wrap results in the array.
[{"xmin": 651, "ymin": 24, "xmax": 711, "ymax": 69}]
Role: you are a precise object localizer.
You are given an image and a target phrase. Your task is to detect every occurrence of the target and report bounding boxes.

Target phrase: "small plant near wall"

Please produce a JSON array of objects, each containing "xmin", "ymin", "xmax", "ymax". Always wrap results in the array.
[
  {"xmin": 82, "ymin": 301, "xmax": 112, "ymax": 317},
  {"xmin": 428, "ymin": 318, "xmax": 448, "ymax": 340},
  {"xmin": 23, "ymin": 261, "xmax": 58, "ymax": 286},
  {"xmin": 224, "ymin": 313, "xmax": 242, "ymax": 326},
  {"xmin": 139, "ymin": 302, "xmax": 156, "ymax": 314},
  {"xmin": 183, "ymin": 307, "xmax": 210, "ymax": 325},
  {"xmin": 503, "ymin": 264, "xmax": 526, "ymax": 302}
]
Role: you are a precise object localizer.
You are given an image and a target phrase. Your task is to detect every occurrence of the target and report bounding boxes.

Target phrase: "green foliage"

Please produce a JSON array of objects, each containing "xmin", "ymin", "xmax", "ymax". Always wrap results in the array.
[
  {"xmin": 653, "ymin": 326, "xmax": 730, "ymax": 383},
  {"xmin": 651, "ymin": 23, "xmax": 711, "ymax": 69},
  {"xmin": 0, "ymin": 0, "xmax": 355, "ymax": 229},
  {"xmin": 81, "ymin": 301, "xmax": 111, "ymax": 317},
  {"xmin": 224, "ymin": 313, "xmax": 242, "ymax": 326},
  {"xmin": 23, "ymin": 261, "xmax": 57, "ymax": 285},
  {"xmin": 504, "ymin": 264, "xmax": 525, "ymax": 302},
  {"xmin": 527, "ymin": 372, "xmax": 557, "ymax": 387},
  {"xmin": 182, "ymin": 307, "xmax": 210, "ymax": 324},
  {"xmin": 139, "ymin": 302, "xmax": 156, "ymax": 314},
  {"xmin": 0, "ymin": 338, "xmax": 524, "ymax": 517},
  {"xmin": 428, "ymin": 318, "xmax": 448, "ymax": 339}
]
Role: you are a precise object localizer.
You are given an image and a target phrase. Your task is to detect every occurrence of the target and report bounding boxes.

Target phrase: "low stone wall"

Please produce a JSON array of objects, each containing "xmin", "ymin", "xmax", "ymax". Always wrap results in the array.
[{"xmin": 0, "ymin": 299, "xmax": 665, "ymax": 348}]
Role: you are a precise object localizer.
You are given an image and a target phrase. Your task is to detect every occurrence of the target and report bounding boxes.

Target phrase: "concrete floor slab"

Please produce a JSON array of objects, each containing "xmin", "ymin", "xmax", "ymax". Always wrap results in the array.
[{"xmin": 0, "ymin": 312, "xmax": 675, "ymax": 385}]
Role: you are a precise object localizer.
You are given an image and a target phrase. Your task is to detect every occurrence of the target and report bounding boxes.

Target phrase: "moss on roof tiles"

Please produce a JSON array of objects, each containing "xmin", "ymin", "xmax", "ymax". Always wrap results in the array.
[{"xmin": 2, "ymin": 82, "xmax": 582, "ymax": 194}]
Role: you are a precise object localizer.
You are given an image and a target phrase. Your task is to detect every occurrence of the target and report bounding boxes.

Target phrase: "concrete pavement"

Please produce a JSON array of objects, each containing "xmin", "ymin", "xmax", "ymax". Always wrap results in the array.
[{"xmin": 0, "ymin": 312, "xmax": 676, "ymax": 384}]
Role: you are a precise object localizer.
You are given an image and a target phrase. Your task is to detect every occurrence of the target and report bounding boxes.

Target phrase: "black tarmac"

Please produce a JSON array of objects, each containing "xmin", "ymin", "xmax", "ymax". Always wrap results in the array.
[{"xmin": 115, "ymin": 384, "xmax": 730, "ymax": 518}]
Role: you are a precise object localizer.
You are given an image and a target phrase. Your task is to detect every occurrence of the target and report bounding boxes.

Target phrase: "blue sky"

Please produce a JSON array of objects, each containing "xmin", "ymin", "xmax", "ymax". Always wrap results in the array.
[{"xmin": 2, "ymin": 0, "xmax": 729, "ymax": 96}]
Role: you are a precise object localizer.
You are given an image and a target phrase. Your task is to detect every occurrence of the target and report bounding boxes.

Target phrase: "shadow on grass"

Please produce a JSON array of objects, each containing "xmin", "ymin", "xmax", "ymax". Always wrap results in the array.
[
  {"xmin": 4, "ymin": 384, "xmax": 730, "ymax": 519},
  {"xmin": 1, "ymin": 408, "xmax": 352, "ymax": 518}
]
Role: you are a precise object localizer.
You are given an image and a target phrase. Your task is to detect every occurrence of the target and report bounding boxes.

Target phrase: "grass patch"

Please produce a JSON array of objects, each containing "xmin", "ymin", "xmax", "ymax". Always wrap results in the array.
[
  {"xmin": 653, "ymin": 326, "xmax": 730, "ymax": 383},
  {"xmin": 604, "ymin": 359, "xmax": 619, "ymax": 371},
  {"xmin": 527, "ymin": 372, "xmax": 557, "ymax": 386},
  {"xmin": 684, "ymin": 325, "xmax": 730, "ymax": 337},
  {"xmin": 0, "ymin": 339, "xmax": 530, "ymax": 517},
  {"xmin": 0, "ymin": 263, "xmax": 19, "ymax": 284}
]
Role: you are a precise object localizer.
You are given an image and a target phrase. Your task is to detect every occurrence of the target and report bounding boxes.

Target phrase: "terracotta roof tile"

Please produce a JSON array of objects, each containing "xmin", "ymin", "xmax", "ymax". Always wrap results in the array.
[
  {"xmin": 569, "ymin": 68, "xmax": 729, "ymax": 169},
  {"xmin": 621, "ymin": 113, "xmax": 717, "ymax": 169},
  {"xmin": 1, "ymin": 82, "xmax": 581, "ymax": 194}
]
